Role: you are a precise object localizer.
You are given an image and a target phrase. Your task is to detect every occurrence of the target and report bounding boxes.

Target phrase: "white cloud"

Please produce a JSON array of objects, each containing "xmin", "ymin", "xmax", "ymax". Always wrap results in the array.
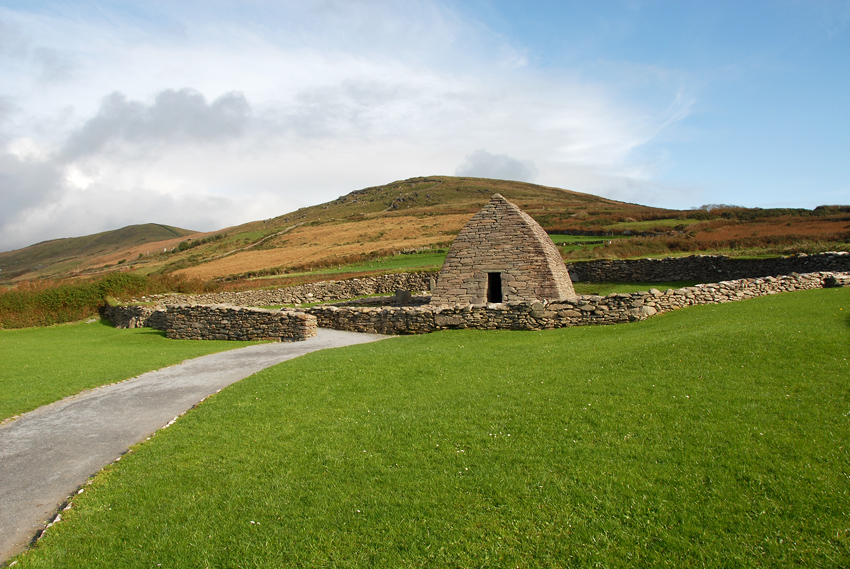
[
  {"xmin": 60, "ymin": 89, "xmax": 251, "ymax": 161},
  {"xmin": 456, "ymin": 149, "xmax": 537, "ymax": 182}
]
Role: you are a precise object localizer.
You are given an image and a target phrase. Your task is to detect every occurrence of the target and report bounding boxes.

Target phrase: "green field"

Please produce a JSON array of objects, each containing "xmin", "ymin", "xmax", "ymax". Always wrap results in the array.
[
  {"xmin": 13, "ymin": 287, "xmax": 849, "ymax": 567},
  {"xmin": 0, "ymin": 321, "xmax": 259, "ymax": 421},
  {"xmin": 249, "ymin": 250, "xmax": 446, "ymax": 282}
]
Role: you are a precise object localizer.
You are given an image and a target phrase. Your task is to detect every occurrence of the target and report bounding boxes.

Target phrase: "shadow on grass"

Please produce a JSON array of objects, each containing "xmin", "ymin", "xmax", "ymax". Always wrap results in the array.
[
  {"xmin": 98, "ymin": 318, "xmax": 167, "ymax": 337},
  {"xmin": 141, "ymin": 329, "xmax": 168, "ymax": 338}
]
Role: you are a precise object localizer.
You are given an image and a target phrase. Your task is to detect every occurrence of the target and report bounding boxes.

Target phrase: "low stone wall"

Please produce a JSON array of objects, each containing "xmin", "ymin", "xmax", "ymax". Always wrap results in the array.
[
  {"xmin": 166, "ymin": 304, "xmax": 317, "ymax": 341},
  {"xmin": 152, "ymin": 272, "xmax": 433, "ymax": 307},
  {"xmin": 101, "ymin": 304, "xmax": 167, "ymax": 330},
  {"xmin": 306, "ymin": 271, "xmax": 848, "ymax": 334},
  {"xmin": 567, "ymin": 252, "xmax": 850, "ymax": 283}
]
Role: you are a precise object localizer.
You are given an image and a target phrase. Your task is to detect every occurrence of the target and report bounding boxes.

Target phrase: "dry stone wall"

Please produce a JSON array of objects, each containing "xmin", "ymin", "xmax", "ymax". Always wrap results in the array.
[
  {"xmin": 152, "ymin": 272, "xmax": 432, "ymax": 307},
  {"xmin": 103, "ymin": 255, "xmax": 849, "ymax": 339},
  {"xmin": 166, "ymin": 305, "xmax": 317, "ymax": 341},
  {"xmin": 567, "ymin": 252, "xmax": 850, "ymax": 283},
  {"xmin": 307, "ymin": 271, "xmax": 848, "ymax": 334}
]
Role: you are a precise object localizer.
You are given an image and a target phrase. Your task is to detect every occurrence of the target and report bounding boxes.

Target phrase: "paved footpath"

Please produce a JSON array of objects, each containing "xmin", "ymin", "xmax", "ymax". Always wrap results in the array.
[{"xmin": 0, "ymin": 328, "xmax": 388, "ymax": 564}]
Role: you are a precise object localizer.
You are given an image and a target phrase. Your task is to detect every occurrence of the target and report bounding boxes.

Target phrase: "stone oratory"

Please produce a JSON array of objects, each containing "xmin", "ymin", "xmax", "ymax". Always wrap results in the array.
[{"xmin": 430, "ymin": 193, "xmax": 577, "ymax": 305}]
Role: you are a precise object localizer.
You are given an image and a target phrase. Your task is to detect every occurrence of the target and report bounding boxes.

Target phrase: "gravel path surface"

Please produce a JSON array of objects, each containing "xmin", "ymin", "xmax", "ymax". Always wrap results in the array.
[{"xmin": 0, "ymin": 328, "xmax": 388, "ymax": 563}]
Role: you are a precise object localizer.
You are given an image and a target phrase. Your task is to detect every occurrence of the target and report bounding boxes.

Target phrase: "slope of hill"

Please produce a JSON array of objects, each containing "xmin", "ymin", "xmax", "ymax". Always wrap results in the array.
[
  {"xmin": 2, "ymin": 176, "xmax": 848, "ymax": 286},
  {"xmin": 0, "ymin": 224, "xmax": 198, "ymax": 283},
  {"xmin": 157, "ymin": 176, "xmax": 669, "ymax": 281}
]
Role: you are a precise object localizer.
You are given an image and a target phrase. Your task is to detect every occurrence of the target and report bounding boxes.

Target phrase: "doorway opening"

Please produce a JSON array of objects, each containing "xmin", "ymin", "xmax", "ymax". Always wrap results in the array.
[{"xmin": 487, "ymin": 272, "xmax": 503, "ymax": 303}]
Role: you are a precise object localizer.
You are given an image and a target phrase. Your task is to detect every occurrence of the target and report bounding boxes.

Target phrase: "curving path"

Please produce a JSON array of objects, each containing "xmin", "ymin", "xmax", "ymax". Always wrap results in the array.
[{"xmin": 0, "ymin": 328, "xmax": 388, "ymax": 564}]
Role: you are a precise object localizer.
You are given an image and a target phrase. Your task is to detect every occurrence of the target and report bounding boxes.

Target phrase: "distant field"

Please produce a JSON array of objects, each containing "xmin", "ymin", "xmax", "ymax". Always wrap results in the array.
[
  {"xmin": 173, "ymin": 214, "xmax": 469, "ymax": 281},
  {"xmin": 0, "ymin": 321, "xmax": 259, "ymax": 421},
  {"xmin": 548, "ymin": 235, "xmax": 623, "ymax": 243},
  {"xmin": 259, "ymin": 250, "xmax": 447, "ymax": 280},
  {"xmin": 549, "ymin": 234, "xmax": 631, "ymax": 254},
  {"xmin": 15, "ymin": 287, "xmax": 850, "ymax": 567},
  {"xmin": 606, "ymin": 218, "xmax": 701, "ymax": 230}
]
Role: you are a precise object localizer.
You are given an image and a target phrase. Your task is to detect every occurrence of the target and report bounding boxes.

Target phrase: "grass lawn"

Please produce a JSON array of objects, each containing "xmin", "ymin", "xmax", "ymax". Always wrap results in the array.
[
  {"xmin": 13, "ymin": 288, "xmax": 850, "ymax": 567},
  {"xmin": 0, "ymin": 320, "xmax": 261, "ymax": 421},
  {"xmin": 572, "ymin": 281, "xmax": 703, "ymax": 296}
]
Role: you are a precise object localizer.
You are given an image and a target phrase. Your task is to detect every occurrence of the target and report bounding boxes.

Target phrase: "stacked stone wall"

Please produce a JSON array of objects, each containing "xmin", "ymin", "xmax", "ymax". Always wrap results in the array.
[
  {"xmin": 152, "ymin": 272, "xmax": 432, "ymax": 307},
  {"xmin": 165, "ymin": 305, "xmax": 317, "ymax": 341},
  {"xmin": 567, "ymin": 252, "xmax": 850, "ymax": 283},
  {"xmin": 307, "ymin": 271, "xmax": 848, "ymax": 335}
]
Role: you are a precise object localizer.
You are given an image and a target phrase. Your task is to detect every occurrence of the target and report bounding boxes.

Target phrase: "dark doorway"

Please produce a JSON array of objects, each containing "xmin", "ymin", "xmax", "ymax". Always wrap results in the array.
[{"xmin": 487, "ymin": 272, "xmax": 503, "ymax": 303}]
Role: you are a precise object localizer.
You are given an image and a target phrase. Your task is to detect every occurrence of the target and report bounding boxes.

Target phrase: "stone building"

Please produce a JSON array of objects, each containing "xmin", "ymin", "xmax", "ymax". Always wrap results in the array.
[{"xmin": 430, "ymin": 193, "xmax": 577, "ymax": 305}]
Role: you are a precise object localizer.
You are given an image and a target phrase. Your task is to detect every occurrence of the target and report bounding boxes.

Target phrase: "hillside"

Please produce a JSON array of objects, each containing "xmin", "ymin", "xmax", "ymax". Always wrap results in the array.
[
  {"xmin": 0, "ymin": 224, "xmax": 198, "ymax": 283},
  {"xmin": 1, "ymin": 175, "xmax": 848, "ymax": 286},
  {"xmin": 136, "ymin": 176, "xmax": 669, "ymax": 282}
]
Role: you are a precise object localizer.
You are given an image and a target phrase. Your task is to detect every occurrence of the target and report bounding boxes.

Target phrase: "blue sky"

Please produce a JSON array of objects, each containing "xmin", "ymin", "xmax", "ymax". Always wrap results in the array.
[{"xmin": 0, "ymin": 0, "xmax": 848, "ymax": 251}]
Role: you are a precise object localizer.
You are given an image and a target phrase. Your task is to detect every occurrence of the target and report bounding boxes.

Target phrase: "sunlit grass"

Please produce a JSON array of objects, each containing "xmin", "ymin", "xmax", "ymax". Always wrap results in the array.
[
  {"xmin": 572, "ymin": 281, "xmax": 702, "ymax": 295},
  {"xmin": 16, "ymin": 288, "xmax": 850, "ymax": 567},
  {"xmin": 0, "ymin": 320, "xmax": 260, "ymax": 421}
]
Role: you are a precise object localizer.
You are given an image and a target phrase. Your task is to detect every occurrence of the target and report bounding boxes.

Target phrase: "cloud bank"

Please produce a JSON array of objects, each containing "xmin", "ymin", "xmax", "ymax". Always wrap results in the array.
[{"xmin": 0, "ymin": 2, "xmax": 695, "ymax": 251}]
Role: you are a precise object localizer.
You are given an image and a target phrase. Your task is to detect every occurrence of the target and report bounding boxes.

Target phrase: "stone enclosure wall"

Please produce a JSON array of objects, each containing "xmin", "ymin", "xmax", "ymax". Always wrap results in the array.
[
  {"xmin": 154, "ymin": 272, "xmax": 432, "ymax": 307},
  {"xmin": 567, "ymin": 251, "xmax": 850, "ymax": 283},
  {"xmin": 103, "ymin": 254, "xmax": 849, "ymax": 338},
  {"xmin": 166, "ymin": 305, "xmax": 317, "ymax": 341},
  {"xmin": 306, "ymin": 272, "xmax": 848, "ymax": 334}
]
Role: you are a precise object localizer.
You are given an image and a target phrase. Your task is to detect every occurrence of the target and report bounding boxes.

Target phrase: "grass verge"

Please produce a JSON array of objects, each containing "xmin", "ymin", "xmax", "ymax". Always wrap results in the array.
[
  {"xmin": 0, "ymin": 320, "xmax": 261, "ymax": 421},
  {"xmin": 12, "ymin": 288, "xmax": 850, "ymax": 567},
  {"xmin": 572, "ymin": 281, "xmax": 703, "ymax": 296}
]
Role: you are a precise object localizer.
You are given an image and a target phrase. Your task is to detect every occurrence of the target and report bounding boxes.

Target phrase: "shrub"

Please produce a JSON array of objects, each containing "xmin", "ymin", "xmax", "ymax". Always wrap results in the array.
[{"xmin": 0, "ymin": 272, "xmax": 220, "ymax": 329}]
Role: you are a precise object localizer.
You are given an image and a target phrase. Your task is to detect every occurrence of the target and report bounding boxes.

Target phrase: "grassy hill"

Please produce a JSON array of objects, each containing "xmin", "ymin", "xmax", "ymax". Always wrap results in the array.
[
  {"xmin": 0, "ymin": 224, "xmax": 198, "ymax": 283},
  {"xmin": 2, "ymin": 176, "xmax": 848, "ymax": 288},
  {"xmin": 156, "ymin": 176, "xmax": 669, "ymax": 282}
]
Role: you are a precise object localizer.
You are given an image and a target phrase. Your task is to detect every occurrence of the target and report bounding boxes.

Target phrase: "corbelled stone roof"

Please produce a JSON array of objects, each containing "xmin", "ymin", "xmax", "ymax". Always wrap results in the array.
[{"xmin": 431, "ymin": 193, "xmax": 576, "ymax": 305}]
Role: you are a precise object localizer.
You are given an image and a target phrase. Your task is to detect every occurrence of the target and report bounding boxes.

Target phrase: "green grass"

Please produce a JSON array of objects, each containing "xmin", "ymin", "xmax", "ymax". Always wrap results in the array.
[
  {"xmin": 0, "ymin": 320, "xmax": 260, "ymax": 421},
  {"xmin": 573, "ymin": 281, "xmax": 703, "ymax": 296},
  {"xmin": 13, "ymin": 288, "xmax": 850, "ymax": 567}
]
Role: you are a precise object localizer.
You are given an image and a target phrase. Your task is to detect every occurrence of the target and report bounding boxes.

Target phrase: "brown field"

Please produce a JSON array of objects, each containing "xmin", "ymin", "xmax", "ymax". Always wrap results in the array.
[
  {"xmin": 174, "ymin": 213, "xmax": 471, "ymax": 280},
  {"xmin": 691, "ymin": 217, "xmax": 850, "ymax": 241}
]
